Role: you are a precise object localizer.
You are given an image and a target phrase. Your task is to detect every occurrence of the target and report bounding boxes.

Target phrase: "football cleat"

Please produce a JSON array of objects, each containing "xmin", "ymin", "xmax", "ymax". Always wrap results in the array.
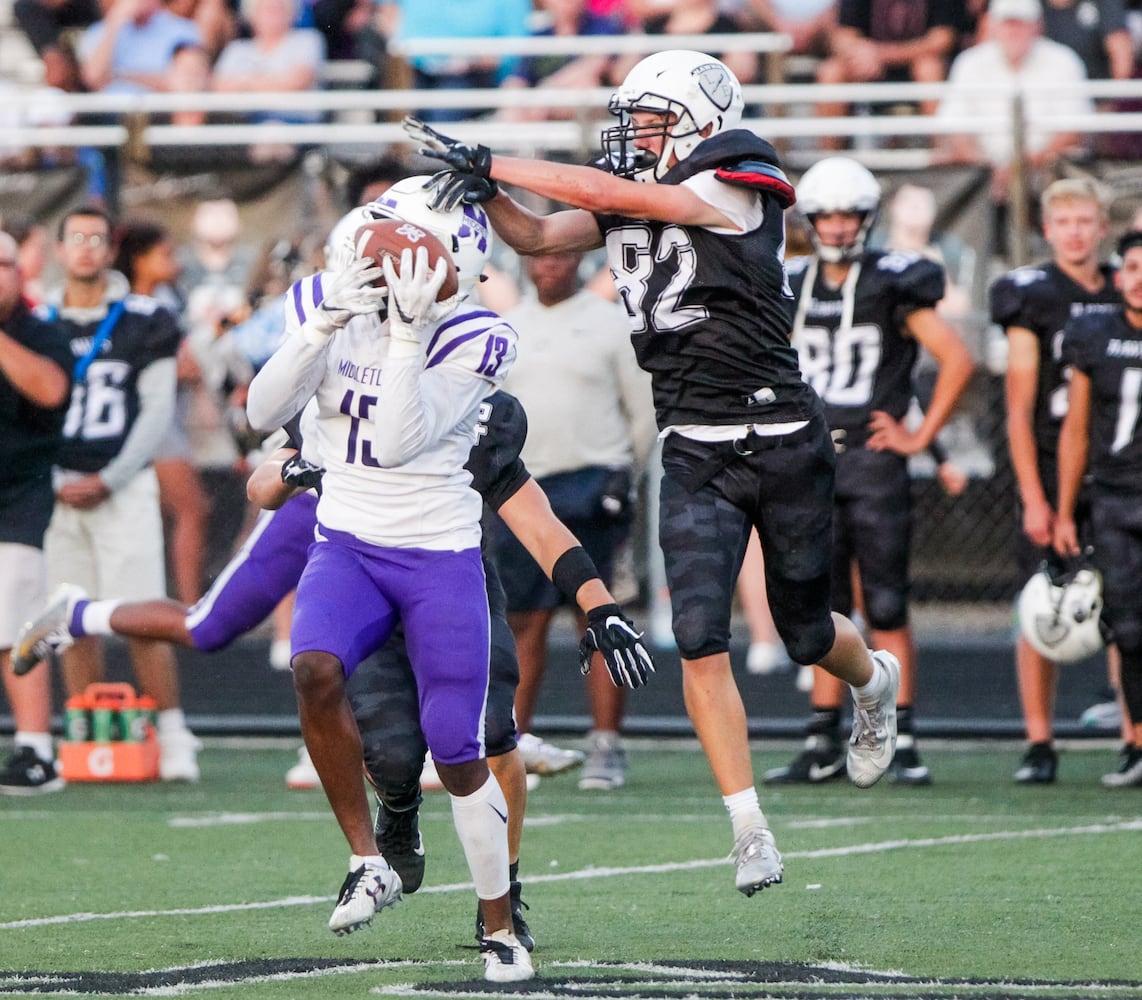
[
  {"xmin": 847, "ymin": 650, "xmax": 900, "ymax": 788},
  {"xmin": 475, "ymin": 880, "xmax": 534, "ymax": 952},
  {"xmin": 517, "ymin": 733, "xmax": 584, "ymax": 776},
  {"xmin": 890, "ymin": 736, "xmax": 932, "ymax": 786},
  {"xmin": 732, "ymin": 826, "xmax": 783, "ymax": 897},
  {"xmin": 374, "ymin": 800, "xmax": 425, "ymax": 893},
  {"xmin": 328, "ymin": 856, "xmax": 402, "ymax": 935},
  {"xmin": 1079, "ymin": 697, "xmax": 1121, "ymax": 731},
  {"xmin": 1014, "ymin": 743, "xmax": 1058, "ymax": 784},
  {"xmin": 746, "ymin": 640, "xmax": 792, "ymax": 675},
  {"xmin": 158, "ymin": 727, "xmax": 202, "ymax": 783},
  {"xmin": 11, "ymin": 583, "xmax": 87, "ymax": 676},
  {"xmin": 578, "ymin": 731, "xmax": 626, "ymax": 790},
  {"xmin": 763, "ymin": 735, "xmax": 845, "ymax": 785},
  {"xmin": 0, "ymin": 746, "xmax": 65, "ymax": 796},
  {"xmin": 1101, "ymin": 746, "xmax": 1142, "ymax": 788},
  {"xmin": 479, "ymin": 929, "xmax": 534, "ymax": 983},
  {"xmin": 285, "ymin": 746, "xmax": 320, "ymax": 790}
]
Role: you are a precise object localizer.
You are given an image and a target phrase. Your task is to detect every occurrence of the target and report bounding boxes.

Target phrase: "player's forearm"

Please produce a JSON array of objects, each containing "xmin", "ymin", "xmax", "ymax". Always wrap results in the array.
[
  {"xmin": 1007, "ymin": 416, "xmax": 1048, "ymax": 507},
  {"xmin": 98, "ymin": 358, "xmax": 176, "ymax": 493},
  {"xmin": 913, "ymin": 347, "xmax": 974, "ymax": 450},
  {"xmin": 0, "ymin": 329, "xmax": 69, "ymax": 408},
  {"xmin": 1055, "ymin": 416, "xmax": 1087, "ymax": 521},
  {"xmin": 246, "ymin": 452, "xmax": 293, "ymax": 510}
]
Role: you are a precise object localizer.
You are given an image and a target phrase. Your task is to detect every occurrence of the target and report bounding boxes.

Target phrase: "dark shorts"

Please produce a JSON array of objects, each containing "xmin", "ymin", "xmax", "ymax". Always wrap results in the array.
[
  {"xmin": 490, "ymin": 466, "xmax": 631, "ymax": 613},
  {"xmin": 658, "ymin": 414, "xmax": 837, "ymax": 664},
  {"xmin": 1089, "ymin": 485, "xmax": 1142, "ymax": 654},
  {"xmin": 831, "ymin": 448, "xmax": 912, "ymax": 630}
]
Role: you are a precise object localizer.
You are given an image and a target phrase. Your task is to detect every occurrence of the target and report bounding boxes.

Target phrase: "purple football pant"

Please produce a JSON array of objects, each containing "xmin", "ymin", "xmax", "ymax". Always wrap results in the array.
[
  {"xmin": 185, "ymin": 492, "xmax": 317, "ymax": 652},
  {"xmin": 292, "ymin": 525, "xmax": 491, "ymax": 766}
]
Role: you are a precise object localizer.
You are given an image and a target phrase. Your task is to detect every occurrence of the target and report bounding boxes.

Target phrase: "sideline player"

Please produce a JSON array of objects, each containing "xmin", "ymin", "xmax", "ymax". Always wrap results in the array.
[
  {"xmin": 404, "ymin": 49, "xmax": 902, "ymax": 898},
  {"xmin": 1054, "ymin": 228, "xmax": 1142, "ymax": 787},
  {"xmin": 764, "ymin": 157, "xmax": 974, "ymax": 786},
  {"xmin": 990, "ymin": 177, "xmax": 1121, "ymax": 783}
]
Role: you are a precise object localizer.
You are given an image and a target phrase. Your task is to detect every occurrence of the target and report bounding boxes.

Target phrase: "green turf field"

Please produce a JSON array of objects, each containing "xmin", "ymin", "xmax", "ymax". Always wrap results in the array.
[{"xmin": 1, "ymin": 739, "xmax": 1139, "ymax": 998}]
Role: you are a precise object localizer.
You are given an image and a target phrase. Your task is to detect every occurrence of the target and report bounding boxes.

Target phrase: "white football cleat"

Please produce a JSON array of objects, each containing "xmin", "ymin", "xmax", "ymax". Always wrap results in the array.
[
  {"xmin": 480, "ymin": 928, "xmax": 534, "ymax": 982},
  {"xmin": 328, "ymin": 855, "xmax": 402, "ymax": 935},
  {"xmin": 847, "ymin": 650, "xmax": 900, "ymax": 789},
  {"xmin": 517, "ymin": 732, "xmax": 584, "ymax": 775},
  {"xmin": 285, "ymin": 746, "xmax": 320, "ymax": 790},
  {"xmin": 158, "ymin": 727, "xmax": 202, "ymax": 783}
]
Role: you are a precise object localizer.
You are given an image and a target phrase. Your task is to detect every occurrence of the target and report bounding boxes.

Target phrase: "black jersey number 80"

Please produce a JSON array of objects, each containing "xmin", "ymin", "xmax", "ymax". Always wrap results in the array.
[{"xmin": 607, "ymin": 225, "xmax": 709, "ymax": 334}]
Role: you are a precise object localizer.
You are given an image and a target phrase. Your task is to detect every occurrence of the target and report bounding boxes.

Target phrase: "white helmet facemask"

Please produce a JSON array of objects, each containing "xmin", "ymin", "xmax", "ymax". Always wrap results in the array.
[
  {"xmin": 796, "ymin": 156, "xmax": 882, "ymax": 263},
  {"xmin": 601, "ymin": 50, "xmax": 744, "ymax": 182}
]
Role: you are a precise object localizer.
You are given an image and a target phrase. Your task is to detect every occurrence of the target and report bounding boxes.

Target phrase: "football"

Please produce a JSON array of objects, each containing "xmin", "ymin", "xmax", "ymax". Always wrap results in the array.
[{"xmin": 352, "ymin": 219, "xmax": 459, "ymax": 301}]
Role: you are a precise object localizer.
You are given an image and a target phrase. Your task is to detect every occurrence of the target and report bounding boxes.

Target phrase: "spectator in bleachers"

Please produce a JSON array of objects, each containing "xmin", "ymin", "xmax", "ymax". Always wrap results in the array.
[
  {"xmin": 310, "ymin": 0, "xmax": 379, "ymax": 66},
  {"xmin": 165, "ymin": 0, "xmax": 239, "ymax": 62},
  {"xmin": 13, "ymin": 0, "xmax": 101, "ymax": 60},
  {"xmin": 937, "ymin": 0, "xmax": 1093, "ymax": 223},
  {"xmin": 1039, "ymin": 0, "xmax": 1134, "ymax": 80},
  {"xmin": 497, "ymin": 0, "xmax": 626, "ymax": 122},
  {"xmin": 745, "ymin": 0, "xmax": 838, "ymax": 58},
  {"xmin": 212, "ymin": 0, "xmax": 326, "ymax": 123},
  {"xmin": 614, "ymin": 1, "xmax": 760, "ymax": 86},
  {"xmin": 814, "ymin": 0, "xmax": 959, "ymax": 149},
  {"xmin": 77, "ymin": 0, "xmax": 211, "ymax": 126},
  {"xmin": 376, "ymin": 0, "xmax": 533, "ymax": 122}
]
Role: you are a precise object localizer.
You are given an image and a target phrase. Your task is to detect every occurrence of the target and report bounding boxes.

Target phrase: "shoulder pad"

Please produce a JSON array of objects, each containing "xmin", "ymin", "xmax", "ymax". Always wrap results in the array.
[
  {"xmin": 714, "ymin": 160, "xmax": 795, "ymax": 209},
  {"xmin": 874, "ymin": 251, "xmax": 945, "ymax": 308},
  {"xmin": 989, "ymin": 266, "xmax": 1048, "ymax": 327}
]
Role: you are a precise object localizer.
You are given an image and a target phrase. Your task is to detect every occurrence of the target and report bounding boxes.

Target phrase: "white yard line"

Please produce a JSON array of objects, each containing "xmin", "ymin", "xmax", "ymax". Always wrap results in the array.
[{"xmin": 2, "ymin": 818, "xmax": 1140, "ymax": 931}]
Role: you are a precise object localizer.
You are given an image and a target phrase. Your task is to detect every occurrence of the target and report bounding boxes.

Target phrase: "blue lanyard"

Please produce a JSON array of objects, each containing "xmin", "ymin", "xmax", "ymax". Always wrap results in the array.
[{"xmin": 48, "ymin": 301, "xmax": 125, "ymax": 381}]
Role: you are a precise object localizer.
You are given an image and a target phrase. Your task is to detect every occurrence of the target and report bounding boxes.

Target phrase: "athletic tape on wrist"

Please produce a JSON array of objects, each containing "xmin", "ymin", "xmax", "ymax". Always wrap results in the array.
[{"xmin": 551, "ymin": 545, "xmax": 600, "ymax": 600}]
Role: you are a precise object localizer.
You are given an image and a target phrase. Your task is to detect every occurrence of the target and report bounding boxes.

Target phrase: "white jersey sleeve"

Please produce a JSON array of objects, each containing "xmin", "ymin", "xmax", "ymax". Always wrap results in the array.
[
  {"xmin": 246, "ymin": 273, "xmax": 336, "ymax": 432},
  {"xmin": 373, "ymin": 305, "xmax": 518, "ymax": 467}
]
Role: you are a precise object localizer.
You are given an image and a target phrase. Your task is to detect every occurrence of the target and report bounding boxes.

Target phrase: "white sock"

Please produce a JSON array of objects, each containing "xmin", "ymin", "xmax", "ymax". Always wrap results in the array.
[
  {"xmin": 450, "ymin": 773, "xmax": 511, "ymax": 900},
  {"xmin": 722, "ymin": 787, "xmax": 768, "ymax": 839},
  {"xmin": 853, "ymin": 653, "xmax": 885, "ymax": 706},
  {"xmin": 80, "ymin": 600, "xmax": 120, "ymax": 637},
  {"xmin": 15, "ymin": 731, "xmax": 53, "ymax": 761},
  {"xmin": 349, "ymin": 853, "xmax": 386, "ymax": 870},
  {"xmin": 157, "ymin": 708, "xmax": 187, "ymax": 735}
]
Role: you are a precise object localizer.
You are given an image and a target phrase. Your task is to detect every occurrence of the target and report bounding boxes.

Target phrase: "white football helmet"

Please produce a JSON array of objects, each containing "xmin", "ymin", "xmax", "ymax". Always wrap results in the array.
[
  {"xmin": 1017, "ymin": 563, "xmax": 1105, "ymax": 664},
  {"xmin": 796, "ymin": 156, "xmax": 882, "ymax": 263},
  {"xmin": 323, "ymin": 203, "xmax": 387, "ymax": 271},
  {"xmin": 602, "ymin": 50, "xmax": 744, "ymax": 182},
  {"xmin": 368, "ymin": 175, "xmax": 492, "ymax": 291}
]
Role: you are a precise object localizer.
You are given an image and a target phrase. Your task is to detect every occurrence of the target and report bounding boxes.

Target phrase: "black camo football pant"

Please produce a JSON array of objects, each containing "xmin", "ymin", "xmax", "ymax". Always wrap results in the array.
[
  {"xmin": 347, "ymin": 554, "xmax": 519, "ymax": 811},
  {"xmin": 659, "ymin": 415, "xmax": 837, "ymax": 665}
]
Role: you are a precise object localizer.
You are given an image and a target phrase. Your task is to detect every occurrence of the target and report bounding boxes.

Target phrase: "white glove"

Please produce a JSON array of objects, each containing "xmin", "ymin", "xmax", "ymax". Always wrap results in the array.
[
  {"xmin": 301, "ymin": 257, "xmax": 387, "ymax": 345},
  {"xmin": 381, "ymin": 246, "xmax": 452, "ymax": 343}
]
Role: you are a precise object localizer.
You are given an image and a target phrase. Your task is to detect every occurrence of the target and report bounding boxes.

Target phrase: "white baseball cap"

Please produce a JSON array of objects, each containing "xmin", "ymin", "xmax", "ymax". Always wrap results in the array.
[{"xmin": 989, "ymin": 0, "xmax": 1042, "ymax": 22}]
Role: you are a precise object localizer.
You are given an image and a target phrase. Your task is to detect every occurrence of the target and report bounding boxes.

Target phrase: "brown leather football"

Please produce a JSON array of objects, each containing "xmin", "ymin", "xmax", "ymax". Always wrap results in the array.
[{"xmin": 352, "ymin": 219, "xmax": 459, "ymax": 301}]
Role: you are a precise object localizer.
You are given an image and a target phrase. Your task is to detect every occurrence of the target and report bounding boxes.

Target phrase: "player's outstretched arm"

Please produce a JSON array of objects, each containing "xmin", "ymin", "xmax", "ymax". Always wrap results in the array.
[{"xmin": 496, "ymin": 477, "xmax": 654, "ymax": 689}]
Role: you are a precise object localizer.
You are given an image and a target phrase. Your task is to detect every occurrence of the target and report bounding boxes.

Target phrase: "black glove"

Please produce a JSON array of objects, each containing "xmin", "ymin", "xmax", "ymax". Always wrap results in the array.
[
  {"xmin": 599, "ymin": 467, "xmax": 633, "ymax": 520},
  {"xmin": 403, "ymin": 115, "xmax": 493, "ymax": 178},
  {"xmin": 280, "ymin": 453, "xmax": 324, "ymax": 491},
  {"xmin": 578, "ymin": 603, "xmax": 655, "ymax": 689},
  {"xmin": 422, "ymin": 169, "xmax": 499, "ymax": 213}
]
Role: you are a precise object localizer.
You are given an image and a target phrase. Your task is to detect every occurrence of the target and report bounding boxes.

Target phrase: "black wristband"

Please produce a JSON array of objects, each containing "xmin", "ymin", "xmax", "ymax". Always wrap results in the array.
[{"xmin": 551, "ymin": 545, "xmax": 600, "ymax": 600}]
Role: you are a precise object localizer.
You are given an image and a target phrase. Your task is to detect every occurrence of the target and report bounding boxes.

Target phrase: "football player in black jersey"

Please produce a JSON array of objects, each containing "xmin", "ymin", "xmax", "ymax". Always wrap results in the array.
[
  {"xmin": 1054, "ymin": 229, "xmax": 1142, "ymax": 787},
  {"xmin": 990, "ymin": 177, "xmax": 1122, "ymax": 783},
  {"xmin": 0, "ymin": 230, "xmax": 72, "ymax": 796},
  {"xmin": 403, "ymin": 49, "xmax": 904, "ymax": 899},
  {"xmin": 763, "ymin": 157, "xmax": 974, "ymax": 787},
  {"xmin": 39, "ymin": 205, "xmax": 202, "ymax": 783}
]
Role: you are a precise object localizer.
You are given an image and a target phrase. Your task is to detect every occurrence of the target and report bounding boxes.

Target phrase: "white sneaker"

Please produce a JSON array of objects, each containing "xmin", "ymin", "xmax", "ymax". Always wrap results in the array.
[
  {"xmin": 159, "ymin": 727, "xmax": 202, "ymax": 783},
  {"xmin": 285, "ymin": 746, "xmax": 320, "ymax": 790},
  {"xmin": 746, "ymin": 641, "xmax": 791, "ymax": 675},
  {"xmin": 480, "ymin": 928, "xmax": 535, "ymax": 982},
  {"xmin": 732, "ymin": 826, "xmax": 783, "ymax": 896},
  {"xmin": 268, "ymin": 637, "xmax": 292, "ymax": 671},
  {"xmin": 420, "ymin": 753, "xmax": 444, "ymax": 791},
  {"xmin": 847, "ymin": 650, "xmax": 900, "ymax": 789},
  {"xmin": 517, "ymin": 732, "xmax": 584, "ymax": 776},
  {"xmin": 328, "ymin": 855, "xmax": 402, "ymax": 935},
  {"xmin": 11, "ymin": 583, "xmax": 87, "ymax": 676}
]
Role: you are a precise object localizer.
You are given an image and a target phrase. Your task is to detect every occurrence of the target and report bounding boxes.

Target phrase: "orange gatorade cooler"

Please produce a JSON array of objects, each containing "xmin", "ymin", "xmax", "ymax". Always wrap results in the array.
[{"xmin": 59, "ymin": 683, "xmax": 160, "ymax": 783}]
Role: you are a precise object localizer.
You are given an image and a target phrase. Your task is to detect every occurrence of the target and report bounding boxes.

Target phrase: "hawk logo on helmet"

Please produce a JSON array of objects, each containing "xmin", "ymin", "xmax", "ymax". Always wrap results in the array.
[{"xmin": 696, "ymin": 62, "xmax": 734, "ymax": 112}]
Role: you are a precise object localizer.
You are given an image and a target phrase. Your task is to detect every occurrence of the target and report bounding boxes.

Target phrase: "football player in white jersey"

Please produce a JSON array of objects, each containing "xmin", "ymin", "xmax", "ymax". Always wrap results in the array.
[{"xmin": 246, "ymin": 181, "xmax": 532, "ymax": 982}]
